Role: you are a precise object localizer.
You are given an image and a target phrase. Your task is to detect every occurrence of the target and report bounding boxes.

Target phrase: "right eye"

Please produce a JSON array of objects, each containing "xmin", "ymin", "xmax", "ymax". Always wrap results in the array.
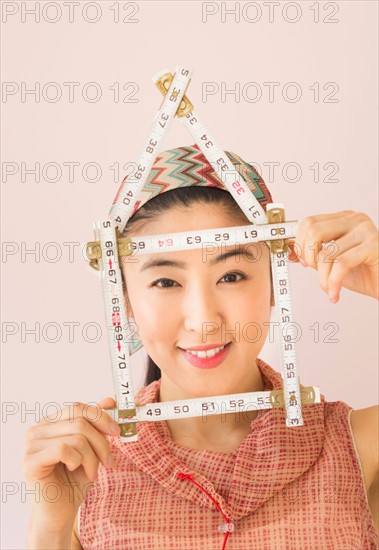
[{"xmin": 150, "ymin": 278, "xmax": 179, "ymax": 289}]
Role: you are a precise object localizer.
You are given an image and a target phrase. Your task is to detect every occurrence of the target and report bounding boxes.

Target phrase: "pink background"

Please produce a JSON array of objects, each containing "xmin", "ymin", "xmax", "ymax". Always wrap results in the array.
[{"xmin": 1, "ymin": 1, "xmax": 378, "ymax": 547}]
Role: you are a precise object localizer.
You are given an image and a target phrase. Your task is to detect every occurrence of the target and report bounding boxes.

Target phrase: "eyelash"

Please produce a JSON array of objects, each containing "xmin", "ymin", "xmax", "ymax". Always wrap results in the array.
[{"xmin": 150, "ymin": 272, "xmax": 247, "ymax": 289}]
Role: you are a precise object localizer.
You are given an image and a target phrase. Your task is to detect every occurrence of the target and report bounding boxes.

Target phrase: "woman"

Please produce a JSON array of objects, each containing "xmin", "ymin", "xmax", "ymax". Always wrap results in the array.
[{"xmin": 24, "ymin": 144, "xmax": 378, "ymax": 549}]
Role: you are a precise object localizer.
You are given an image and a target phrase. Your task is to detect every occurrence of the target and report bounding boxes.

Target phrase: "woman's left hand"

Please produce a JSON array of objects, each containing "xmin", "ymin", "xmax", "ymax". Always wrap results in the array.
[{"xmin": 288, "ymin": 210, "xmax": 379, "ymax": 303}]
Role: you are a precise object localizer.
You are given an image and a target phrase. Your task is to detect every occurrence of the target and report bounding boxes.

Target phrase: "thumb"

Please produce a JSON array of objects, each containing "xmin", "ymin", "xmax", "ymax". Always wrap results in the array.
[{"xmin": 99, "ymin": 397, "xmax": 117, "ymax": 410}]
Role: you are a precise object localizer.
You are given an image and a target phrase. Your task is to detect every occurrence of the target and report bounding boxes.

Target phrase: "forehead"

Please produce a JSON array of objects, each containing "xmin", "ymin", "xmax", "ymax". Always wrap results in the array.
[{"xmin": 129, "ymin": 202, "xmax": 249, "ymax": 236}]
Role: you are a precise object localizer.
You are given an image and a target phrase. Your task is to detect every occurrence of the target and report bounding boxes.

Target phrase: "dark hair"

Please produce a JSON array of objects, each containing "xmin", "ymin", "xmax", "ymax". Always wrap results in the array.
[{"xmin": 121, "ymin": 186, "xmax": 272, "ymax": 386}]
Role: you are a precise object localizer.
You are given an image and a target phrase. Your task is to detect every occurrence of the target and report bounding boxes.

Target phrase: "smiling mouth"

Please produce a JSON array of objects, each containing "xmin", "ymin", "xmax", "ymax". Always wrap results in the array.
[{"xmin": 179, "ymin": 342, "xmax": 232, "ymax": 358}]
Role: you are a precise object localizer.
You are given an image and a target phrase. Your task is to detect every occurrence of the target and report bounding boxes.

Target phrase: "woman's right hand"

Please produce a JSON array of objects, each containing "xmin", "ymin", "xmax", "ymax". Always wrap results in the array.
[{"xmin": 23, "ymin": 397, "xmax": 120, "ymax": 534}]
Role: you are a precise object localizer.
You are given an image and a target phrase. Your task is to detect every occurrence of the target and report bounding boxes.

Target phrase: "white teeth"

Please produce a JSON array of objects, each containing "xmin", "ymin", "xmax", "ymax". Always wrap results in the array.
[{"xmin": 186, "ymin": 345, "xmax": 226, "ymax": 358}]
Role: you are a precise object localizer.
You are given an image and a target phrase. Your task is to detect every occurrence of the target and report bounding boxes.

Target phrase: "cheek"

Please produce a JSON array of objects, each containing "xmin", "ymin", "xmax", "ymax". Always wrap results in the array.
[
  {"xmin": 130, "ymin": 292, "xmax": 172, "ymax": 343},
  {"xmin": 235, "ymin": 282, "xmax": 271, "ymax": 321}
]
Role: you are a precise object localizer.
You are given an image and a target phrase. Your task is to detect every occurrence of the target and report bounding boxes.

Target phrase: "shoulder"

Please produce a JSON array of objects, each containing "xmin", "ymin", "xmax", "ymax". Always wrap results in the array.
[{"xmin": 350, "ymin": 405, "xmax": 379, "ymax": 490}]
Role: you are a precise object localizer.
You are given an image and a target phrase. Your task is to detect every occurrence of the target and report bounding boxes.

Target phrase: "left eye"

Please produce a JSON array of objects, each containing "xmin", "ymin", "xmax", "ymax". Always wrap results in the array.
[{"xmin": 220, "ymin": 272, "xmax": 246, "ymax": 284}]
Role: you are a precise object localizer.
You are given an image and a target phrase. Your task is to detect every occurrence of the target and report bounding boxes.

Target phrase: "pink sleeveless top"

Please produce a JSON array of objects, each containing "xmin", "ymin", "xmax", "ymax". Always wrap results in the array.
[{"xmin": 78, "ymin": 358, "xmax": 378, "ymax": 549}]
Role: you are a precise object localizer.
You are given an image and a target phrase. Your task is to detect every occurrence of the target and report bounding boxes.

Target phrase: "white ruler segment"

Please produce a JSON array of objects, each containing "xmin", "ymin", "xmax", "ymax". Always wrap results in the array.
[
  {"xmin": 104, "ymin": 385, "xmax": 320, "ymax": 424},
  {"xmin": 95, "ymin": 219, "xmax": 136, "ymax": 428},
  {"xmin": 109, "ymin": 67, "xmax": 193, "ymax": 232},
  {"xmin": 119, "ymin": 221, "xmax": 298, "ymax": 256}
]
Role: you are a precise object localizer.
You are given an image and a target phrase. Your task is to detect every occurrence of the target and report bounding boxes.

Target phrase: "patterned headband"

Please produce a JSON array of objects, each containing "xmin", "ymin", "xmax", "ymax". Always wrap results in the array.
[
  {"xmin": 125, "ymin": 143, "xmax": 273, "ymax": 355},
  {"xmin": 129, "ymin": 143, "xmax": 273, "ymax": 217}
]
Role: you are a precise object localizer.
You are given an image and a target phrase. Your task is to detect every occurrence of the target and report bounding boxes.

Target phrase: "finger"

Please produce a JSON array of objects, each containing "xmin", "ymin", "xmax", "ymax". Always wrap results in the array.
[
  {"xmin": 38, "ymin": 402, "xmax": 120, "ymax": 436},
  {"xmin": 24, "ymin": 439, "xmax": 99, "ymax": 482},
  {"xmin": 295, "ymin": 211, "xmax": 361, "ymax": 267},
  {"xmin": 27, "ymin": 418, "xmax": 113, "ymax": 469},
  {"xmin": 98, "ymin": 397, "xmax": 117, "ymax": 409},
  {"xmin": 317, "ymin": 226, "xmax": 370, "ymax": 299},
  {"xmin": 316, "ymin": 248, "xmax": 334, "ymax": 296},
  {"xmin": 327, "ymin": 243, "xmax": 369, "ymax": 302},
  {"xmin": 315, "ymin": 230, "xmax": 360, "ymax": 293}
]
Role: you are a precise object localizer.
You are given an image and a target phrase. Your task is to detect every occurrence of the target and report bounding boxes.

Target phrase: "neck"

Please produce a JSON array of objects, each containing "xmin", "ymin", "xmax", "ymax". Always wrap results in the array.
[{"xmin": 158, "ymin": 360, "xmax": 265, "ymax": 450}]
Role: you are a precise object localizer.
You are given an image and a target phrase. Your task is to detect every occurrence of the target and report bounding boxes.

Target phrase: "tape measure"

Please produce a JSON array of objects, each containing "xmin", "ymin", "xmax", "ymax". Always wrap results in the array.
[
  {"xmin": 92, "ymin": 218, "xmax": 136, "ymax": 426},
  {"xmin": 107, "ymin": 220, "xmax": 299, "ymax": 257},
  {"xmin": 86, "ymin": 66, "xmax": 320, "ymax": 442},
  {"xmin": 105, "ymin": 385, "xmax": 320, "ymax": 424},
  {"xmin": 108, "ymin": 68, "xmax": 193, "ymax": 232}
]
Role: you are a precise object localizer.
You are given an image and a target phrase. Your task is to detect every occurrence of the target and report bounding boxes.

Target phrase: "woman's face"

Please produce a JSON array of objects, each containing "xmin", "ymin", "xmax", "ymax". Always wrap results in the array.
[{"xmin": 122, "ymin": 202, "xmax": 272, "ymax": 398}]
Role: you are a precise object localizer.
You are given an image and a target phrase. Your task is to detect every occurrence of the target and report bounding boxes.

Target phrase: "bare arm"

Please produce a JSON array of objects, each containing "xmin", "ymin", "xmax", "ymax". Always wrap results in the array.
[
  {"xmin": 350, "ymin": 405, "xmax": 379, "ymax": 488},
  {"xmin": 71, "ymin": 512, "xmax": 83, "ymax": 550},
  {"xmin": 350, "ymin": 405, "xmax": 379, "ymax": 534},
  {"xmin": 26, "ymin": 518, "xmax": 73, "ymax": 549}
]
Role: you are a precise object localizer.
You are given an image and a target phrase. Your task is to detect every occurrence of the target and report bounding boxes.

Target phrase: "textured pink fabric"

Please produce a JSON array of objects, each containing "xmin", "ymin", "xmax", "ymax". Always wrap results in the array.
[{"xmin": 78, "ymin": 358, "xmax": 378, "ymax": 549}]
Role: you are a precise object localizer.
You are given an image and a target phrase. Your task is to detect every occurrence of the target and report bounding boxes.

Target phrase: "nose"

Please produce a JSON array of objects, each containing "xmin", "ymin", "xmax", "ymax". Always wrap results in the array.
[{"xmin": 182, "ymin": 281, "xmax": 224, "ymax": 338}]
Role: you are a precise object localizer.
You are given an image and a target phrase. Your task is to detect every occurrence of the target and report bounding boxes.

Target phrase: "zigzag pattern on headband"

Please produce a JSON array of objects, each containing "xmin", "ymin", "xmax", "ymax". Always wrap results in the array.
[{"xmin": 129, "ymin": 143, "xmax": 273, "ymax": 217}]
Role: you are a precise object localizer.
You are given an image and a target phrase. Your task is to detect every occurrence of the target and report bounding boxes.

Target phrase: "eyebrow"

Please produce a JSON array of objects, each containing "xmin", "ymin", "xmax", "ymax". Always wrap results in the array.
[{"xmin": 139, "ymin": 247, "xmax": 257, "ymax": 272}]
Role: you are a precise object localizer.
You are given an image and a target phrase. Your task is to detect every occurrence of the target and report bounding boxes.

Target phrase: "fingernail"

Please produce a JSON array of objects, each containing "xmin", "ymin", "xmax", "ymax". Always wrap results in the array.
[
  {"xmin": 299, "ymin": 258, "xmax": 307, "ymax": 267},
  {"xmin": 109, "ymin": 423, "xmax": 120, "ymax": 435},
  {"xmin": 328, "ymin": 290, "xmax": 337, "ymax": 303},
  {"xmin": 107, "ymin": 453, "xmax": 115, "ymax": 467}
]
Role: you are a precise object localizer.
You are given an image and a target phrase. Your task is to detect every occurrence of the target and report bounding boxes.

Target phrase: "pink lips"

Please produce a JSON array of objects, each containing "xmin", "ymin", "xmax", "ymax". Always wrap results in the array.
[{"xmin": 179, "ymin": 342, "xmax": 232, "ymax": 369}]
